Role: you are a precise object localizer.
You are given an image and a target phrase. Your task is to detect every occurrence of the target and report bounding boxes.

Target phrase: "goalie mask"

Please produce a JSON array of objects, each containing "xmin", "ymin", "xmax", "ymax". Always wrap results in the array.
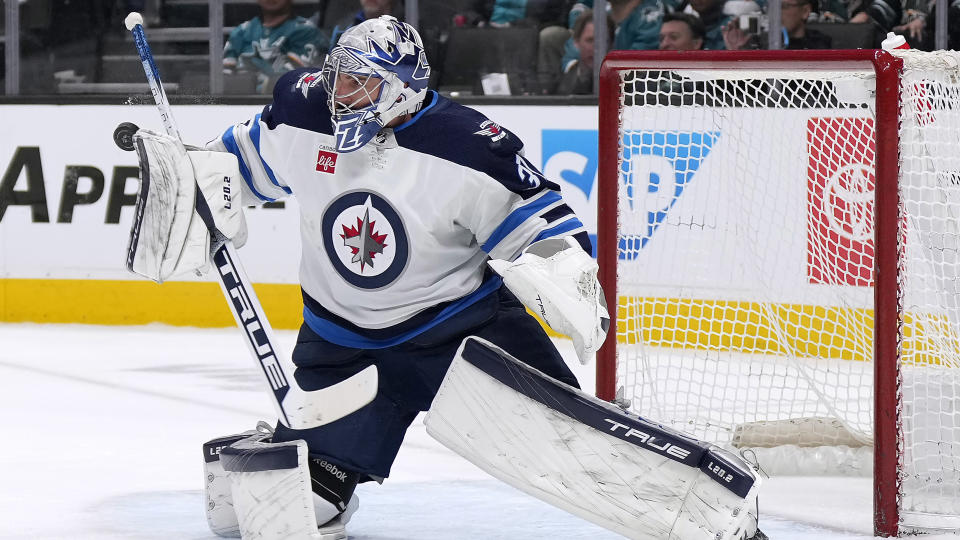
[{"xmin": 321, "ymin": 16, "xmax": 431, "ymax": 152}]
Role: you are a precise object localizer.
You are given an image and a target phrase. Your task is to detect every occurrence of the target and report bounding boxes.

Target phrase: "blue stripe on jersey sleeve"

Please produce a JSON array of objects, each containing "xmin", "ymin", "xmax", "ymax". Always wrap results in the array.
[
  {"xmin": 250, "ymin": 113, "xmax": 291, "ymax": 195},
  {"xmin": 221, "ymin": 125, "xmax": 275, "ymax": 202},
  {"xmin": 481, "ymin": 191, "xmax": 562, "ymax": 253},
  {"xmin": 532, "ymin": 217, "xmax": 584, "ymax": 244}
]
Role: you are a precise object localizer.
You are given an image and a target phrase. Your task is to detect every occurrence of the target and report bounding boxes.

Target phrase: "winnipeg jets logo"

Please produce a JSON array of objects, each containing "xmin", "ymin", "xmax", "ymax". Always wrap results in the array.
[
  {"xmin": 474, "ymin": 120, "xmax": 507, "ymax": 142},
  {"xmin": 296, "ymin": 70, "xmax": 323, "ymax": 98},
  {"xmin": 322, "ymin": 191, "xmax": 409, "ymax": 289},
  {"xmin": 340, "ymin": 207, "xmax": 388, "ymax": 271}
]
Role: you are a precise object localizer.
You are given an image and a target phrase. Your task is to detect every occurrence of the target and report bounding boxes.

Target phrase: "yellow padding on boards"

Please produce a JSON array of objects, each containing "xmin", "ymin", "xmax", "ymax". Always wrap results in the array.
[
  {"xmin": 618, "ymin": 296, "xmax": 954, "ymax": 366},
  {"xmin": 3, "ymin": 280, "xmax": 951, "ymax": 364},
  {"xmin": 0, "ymin": 278, "xmax": 305, "ymax": 329},
  {"xmin": 0, "ymin": 278, "xmax": 566, "ymax": 338}
]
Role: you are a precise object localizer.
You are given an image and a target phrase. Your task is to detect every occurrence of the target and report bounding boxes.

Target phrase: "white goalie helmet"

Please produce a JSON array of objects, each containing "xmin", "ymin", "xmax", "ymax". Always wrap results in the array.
[{"xmin": 321, "ymin": 16, "xmax": 431, "ymax": 152}]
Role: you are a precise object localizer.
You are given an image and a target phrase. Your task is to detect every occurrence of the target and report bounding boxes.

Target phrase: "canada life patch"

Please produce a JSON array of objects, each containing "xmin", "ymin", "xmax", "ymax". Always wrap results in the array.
[
  {"xmin": 317, "ymin": 149, "xmax": 338, "ymax": 173},
  {"xmin": 321, "ymin": 191, "xmax": 409, "ymax": 289}
]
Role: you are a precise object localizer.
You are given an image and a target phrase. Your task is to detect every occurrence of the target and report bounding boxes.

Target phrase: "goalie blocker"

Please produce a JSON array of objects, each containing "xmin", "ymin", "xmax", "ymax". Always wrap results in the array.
[{"xmin": 424, "ymin": 337, "xmax": 764, "ymax": 540}]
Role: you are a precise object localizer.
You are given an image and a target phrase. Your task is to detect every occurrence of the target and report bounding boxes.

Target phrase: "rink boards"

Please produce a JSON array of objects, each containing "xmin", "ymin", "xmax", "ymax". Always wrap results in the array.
[
  {"xmin": 0, "ymin": 104, "xmax": 597, "ymax": 328},
  {"xmin": 3, "ymin": 101, "xmax": 952, "ymax": 364}
]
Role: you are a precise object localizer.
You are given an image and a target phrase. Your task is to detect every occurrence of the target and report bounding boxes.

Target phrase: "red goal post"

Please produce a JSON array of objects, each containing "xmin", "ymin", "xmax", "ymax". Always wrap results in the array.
[{"xmin": 596, "ymin": 49, "xmax": 959, "ymax": 537}]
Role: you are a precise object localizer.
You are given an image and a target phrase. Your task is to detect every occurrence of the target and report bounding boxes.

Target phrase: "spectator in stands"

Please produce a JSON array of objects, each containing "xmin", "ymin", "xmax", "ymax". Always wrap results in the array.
[
  {"xmin": 328, "ymin": 0, "xmax": 404, "ymax": 47},
  {"xmin": 723, "ymin": 0, "xmax": 833, "ymax": 49},
  {"xmin": 659, "ymin": 12, "xmax": 706, "ymax": 50},
  {"xmin": 896, "ymin": 0, "xmax": 929, "ymax": 47},
  {"xmin": 535, "ymin": 1, "xmax": 597, "ymax": 93},
  {"xmin": 567, "ymin": 1, "xmax": 593, "ymax": 27},
  {"xmin": 826, "ymin": 0, "xmax": 901, "ymax": 28},
  {"xmin": 918, "ymin": 0, "xmax": 960, "ymax": 50},
  {"xmin": 613, "ymin": 0, "xmax": 682, "ymax": 50},
  {"xmin": 223, "ymin": 0, "xmax": 323, "ymax": 93},
  {"xmin": 455, "ymin": 0, "xmax": 567, "ymax": 28},
  {"xmin": 554, "ymin": 10, "xmax": 615, "ymax": 94},
  {"xmin": 538, "ymin": 24, "xmax": 574, "ymax": 94},
  {"xmin": 558, "ymin": 0, "xmax": 679, "ymax": 80},
  {"xmin": 450, "ymin": 1, "xmax": 575, "ymax": 93},
  {"xmin": 454, "ymin": 0, "xmax": 569, "ymax": 94},
  {"xmin": 684, "ymin": 0, "xmax": 731, "ymax": 49},
  {"xmin": 819, "ymin": 0, "xmax": 901, "ymax": 44}
]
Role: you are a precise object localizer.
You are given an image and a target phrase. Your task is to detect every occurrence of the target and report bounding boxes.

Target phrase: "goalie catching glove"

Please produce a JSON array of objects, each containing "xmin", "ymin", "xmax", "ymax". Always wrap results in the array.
[
  {"xmin": 488, "ymin": 237, "xmax": 609, "ymax": 364},
  {"xmin": 126, "ymin": 129, "xmax": 247, "ymax": 283}
]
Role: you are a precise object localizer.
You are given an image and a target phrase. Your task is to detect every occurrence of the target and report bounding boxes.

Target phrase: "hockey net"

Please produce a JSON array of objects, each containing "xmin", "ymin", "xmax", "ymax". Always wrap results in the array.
[{"xmin": 597, "ymin": 50, "xmax": 960, "ymax": 536}]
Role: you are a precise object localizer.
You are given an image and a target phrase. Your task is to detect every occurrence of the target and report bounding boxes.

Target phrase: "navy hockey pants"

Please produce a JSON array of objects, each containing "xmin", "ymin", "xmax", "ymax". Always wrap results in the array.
[{"xmin": 272, "ymin": 286, "xmax": 579, "ymax": 481}]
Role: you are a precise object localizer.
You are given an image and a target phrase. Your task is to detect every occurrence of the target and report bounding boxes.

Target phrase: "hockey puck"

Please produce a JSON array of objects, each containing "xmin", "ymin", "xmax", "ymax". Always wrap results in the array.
[{"xmin": 113, "ymin": 122, "xmax": 140, "ymax": 152}]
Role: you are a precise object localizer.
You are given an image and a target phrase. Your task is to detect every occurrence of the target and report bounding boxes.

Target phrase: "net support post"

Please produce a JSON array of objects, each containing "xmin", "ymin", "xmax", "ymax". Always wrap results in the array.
[
  {"xmin": 871, "ymin": 50, "xmax": 904, "ymax": 538},
  {"xmin": 596, "ymin": 53, "xmax": 623, "ymax": 402}
]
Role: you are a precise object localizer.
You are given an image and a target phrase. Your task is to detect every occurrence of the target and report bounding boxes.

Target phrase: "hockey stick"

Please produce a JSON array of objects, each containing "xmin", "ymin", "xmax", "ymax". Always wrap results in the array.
[{"xmin": 122, "ymin": 12, "xmax": 377, "ymax": 429}]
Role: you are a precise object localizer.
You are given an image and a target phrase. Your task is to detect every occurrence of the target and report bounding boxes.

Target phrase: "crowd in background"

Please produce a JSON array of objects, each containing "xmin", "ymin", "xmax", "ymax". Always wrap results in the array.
[{"xmin": 0, "ymin": 0, "xmax": 953, "ymax": 96}]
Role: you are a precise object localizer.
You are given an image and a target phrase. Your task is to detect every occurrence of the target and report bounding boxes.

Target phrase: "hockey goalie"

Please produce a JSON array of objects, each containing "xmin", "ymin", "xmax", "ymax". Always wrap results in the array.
[{"xmin": 126, "ymin": 14, "xmax": 765, "ymax": 540}]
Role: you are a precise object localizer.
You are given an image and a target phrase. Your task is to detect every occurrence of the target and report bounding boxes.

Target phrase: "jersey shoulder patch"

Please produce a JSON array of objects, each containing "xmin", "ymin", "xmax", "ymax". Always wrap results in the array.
[
  {"xmin": 261, "ymin": 68, "xmax": 333, "ymax": 135},
  {"xmin": 395, "ymin": 94, "xmax": 556, "ymax": 196}
]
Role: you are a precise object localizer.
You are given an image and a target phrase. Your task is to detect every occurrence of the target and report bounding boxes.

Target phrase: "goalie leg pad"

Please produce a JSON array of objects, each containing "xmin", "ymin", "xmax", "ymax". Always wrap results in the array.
[
  {"xmin": 424, "ymin": 337, "xmax": 763, "ymax": 540},
  {"xmin": 202, "ymin": 423, "xmax": 360, "ymax": 539},
  {"xmin": 203, "ymin": 426, "xmax": 267, "ymax": 537},
  {"xmin": 220, "ymin": 430, "xmax": 331, "ymax": 539}
]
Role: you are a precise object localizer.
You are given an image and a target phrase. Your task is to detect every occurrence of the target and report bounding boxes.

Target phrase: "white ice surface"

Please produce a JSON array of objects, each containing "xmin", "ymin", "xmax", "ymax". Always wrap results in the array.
[{"xmin": 1, "ymin": 323, "xmax": 958, "ymax": 540}]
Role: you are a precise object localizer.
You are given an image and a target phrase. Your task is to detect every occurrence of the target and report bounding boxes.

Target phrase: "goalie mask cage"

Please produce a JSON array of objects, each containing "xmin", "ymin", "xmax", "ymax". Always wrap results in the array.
[{"xmin": 597, "ymin": 49, "xmax": 960, "ymax": 537}]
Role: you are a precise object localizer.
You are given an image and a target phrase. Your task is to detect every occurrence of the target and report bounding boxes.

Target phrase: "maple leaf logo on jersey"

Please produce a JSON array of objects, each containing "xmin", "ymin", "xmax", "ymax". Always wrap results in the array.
[
  {"xmin": 340, "ymin": 208, "xmax": 389, "ymax": 271},
  {"xmin": 474, "ymin": 120, "xmax": 507, "ymax": 142}
]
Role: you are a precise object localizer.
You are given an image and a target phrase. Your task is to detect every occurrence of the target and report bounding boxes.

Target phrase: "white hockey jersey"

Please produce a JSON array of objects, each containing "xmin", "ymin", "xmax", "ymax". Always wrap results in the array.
[{"xmin": 213, "ymin": 68, "xmax": 589, "ymax": 348}]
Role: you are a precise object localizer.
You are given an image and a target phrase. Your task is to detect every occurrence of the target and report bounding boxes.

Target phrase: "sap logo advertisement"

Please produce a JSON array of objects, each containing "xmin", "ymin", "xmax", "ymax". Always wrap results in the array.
[
  {"xmin": 542, "ymin": 130, "xmax": 719, "ymax": 259},
  {"xmin": 542, "ymin": 130, "xmax": 599, "ymax": 255}
]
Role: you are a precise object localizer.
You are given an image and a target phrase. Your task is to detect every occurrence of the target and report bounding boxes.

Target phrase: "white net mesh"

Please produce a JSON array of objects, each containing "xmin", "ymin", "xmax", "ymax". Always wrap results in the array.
[
  {"xmin": 609, "ymin": 51, "xmax": 960, "ymax": 533},
  {"xmin": 896, "ymin": 50, "xmax": 960, "ymax": 531}
]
